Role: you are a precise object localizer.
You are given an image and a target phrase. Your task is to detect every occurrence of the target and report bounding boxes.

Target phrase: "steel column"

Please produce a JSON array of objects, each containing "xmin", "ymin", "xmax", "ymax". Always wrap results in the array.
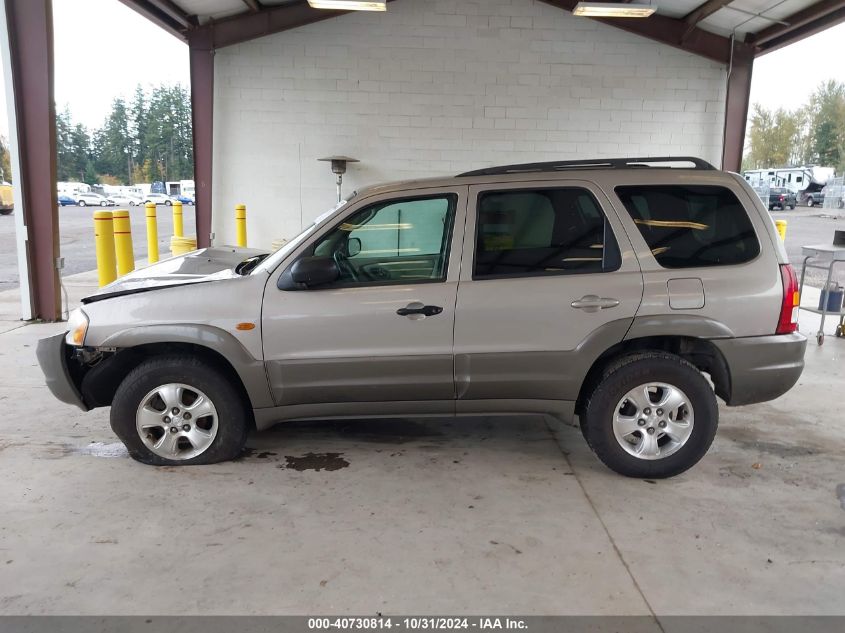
[
  {"xmin": 189, "ymin": 34, "xmax": 213, "ymax": 248},
  {"xmin": 3, "ymin": 0, "xmax": 60, "ymax": 320},
  {"xmin": 721, "ymin": 41, "xmax": 754, "ymax": 173}
]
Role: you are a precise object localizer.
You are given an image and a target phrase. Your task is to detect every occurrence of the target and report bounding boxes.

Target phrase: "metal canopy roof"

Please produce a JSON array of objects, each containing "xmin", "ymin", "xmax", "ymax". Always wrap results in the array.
[{"xmin": 121, "ymin": 0, "xmax": 845, "ymax": 60}]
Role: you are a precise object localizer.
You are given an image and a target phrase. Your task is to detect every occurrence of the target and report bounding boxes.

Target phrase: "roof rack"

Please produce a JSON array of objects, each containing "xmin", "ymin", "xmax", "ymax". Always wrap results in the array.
[{"xmin": 456, "ymin": 156, "xmax": 716, "ymax": 177}]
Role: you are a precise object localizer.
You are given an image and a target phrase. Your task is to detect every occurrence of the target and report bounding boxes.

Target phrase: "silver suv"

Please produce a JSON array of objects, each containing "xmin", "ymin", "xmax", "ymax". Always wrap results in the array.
[{"xmin": 37, "ymin": 157, "xmax": 807, "ymax": 478}]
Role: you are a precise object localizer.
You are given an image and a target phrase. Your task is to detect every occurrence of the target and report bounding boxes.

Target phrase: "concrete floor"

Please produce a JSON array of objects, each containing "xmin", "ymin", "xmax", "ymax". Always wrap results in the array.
[{"xmin": 0, "ymin": 277, "xmax": 843, "ymax": 616}]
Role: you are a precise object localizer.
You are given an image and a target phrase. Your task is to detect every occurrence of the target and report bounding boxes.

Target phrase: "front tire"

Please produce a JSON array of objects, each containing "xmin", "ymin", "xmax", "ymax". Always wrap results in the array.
[
  {"xmin": 78, "ymin": 200, "xmax": 86, "ymax": 207},
  {"xmin": 110, "ymin": 355, "xmax": 250, "ymax": 465},
  {"xmin": 580, "ymin": 352, "xmax": 718, "ymax": 478},
  {"xmin": 165, "ymin": 200, "xmax": 172, "ymax": 206}
]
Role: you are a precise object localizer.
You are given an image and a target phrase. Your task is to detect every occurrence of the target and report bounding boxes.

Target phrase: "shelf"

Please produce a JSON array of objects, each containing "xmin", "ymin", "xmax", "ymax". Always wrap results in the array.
[{"xmin": 799, "ymin": 306, "xmax": 845, "ymax": 317}]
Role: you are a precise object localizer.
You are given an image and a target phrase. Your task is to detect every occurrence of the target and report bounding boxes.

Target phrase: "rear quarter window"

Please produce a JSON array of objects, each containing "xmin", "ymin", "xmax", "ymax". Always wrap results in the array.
[{"xmin": 614, "ymin": 185, "xmax": 760, "ymax": 269}]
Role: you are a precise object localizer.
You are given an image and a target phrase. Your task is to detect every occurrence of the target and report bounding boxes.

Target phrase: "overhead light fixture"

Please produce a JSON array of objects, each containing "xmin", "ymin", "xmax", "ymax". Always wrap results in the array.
[
  {"xmin": 307, "ymin": 0, "xmax": 386, "ymax": 11},
  {"xmin": 573, "ymin": 2, "xmax": 656, "ymax": 18}
]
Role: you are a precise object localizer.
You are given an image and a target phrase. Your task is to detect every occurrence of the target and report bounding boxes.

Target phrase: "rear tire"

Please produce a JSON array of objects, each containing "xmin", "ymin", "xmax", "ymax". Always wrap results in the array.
[
  {"xmin": 110, "ymin": 355, "xmax": 250, "ymax": 466},
  {"xmin": 581, "ymin": 352, "xmax": 718, "ymax": 478}
]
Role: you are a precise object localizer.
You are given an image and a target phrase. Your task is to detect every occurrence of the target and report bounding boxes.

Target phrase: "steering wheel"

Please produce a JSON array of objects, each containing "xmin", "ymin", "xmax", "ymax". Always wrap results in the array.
[{"xmin": 332, "ymin": 249, "xmax": 359, "ymax": 282}]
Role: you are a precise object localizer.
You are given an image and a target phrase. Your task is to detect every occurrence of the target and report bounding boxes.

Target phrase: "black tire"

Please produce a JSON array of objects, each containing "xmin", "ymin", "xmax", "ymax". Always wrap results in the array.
[
  {"xmin": 165, "ymin": 200, "xmax": 172, "ymax": 206},
  {"xmin": 110, "ymin": 355, "xmax": 250, "ymax": 466},
  {"xmin": 0, "ymin": 208, "xmax": 12, "ymax": 215},
  {"xmin": 580, "ymin": 352, "xmax": 718, "ymax": 478},
  {"xmin": 78, "ymin": 200, "xmax": 86, "ymax": 207}
]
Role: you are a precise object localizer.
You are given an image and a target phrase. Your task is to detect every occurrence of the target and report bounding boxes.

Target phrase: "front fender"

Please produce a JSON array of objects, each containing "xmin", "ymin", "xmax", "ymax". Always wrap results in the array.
[{"xmin": 98, "ymin": 324, "xmax": 274, "ymax": 409}]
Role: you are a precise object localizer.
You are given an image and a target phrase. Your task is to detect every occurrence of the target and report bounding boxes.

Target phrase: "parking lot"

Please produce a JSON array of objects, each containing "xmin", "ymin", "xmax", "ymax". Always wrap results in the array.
[{"xmin": 0, "ymin": 204, "xmax": 196, "ymax": 291}]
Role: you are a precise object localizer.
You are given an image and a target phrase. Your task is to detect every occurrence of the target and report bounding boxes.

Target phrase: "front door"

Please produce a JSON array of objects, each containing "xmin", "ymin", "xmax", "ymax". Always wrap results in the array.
[
  {"xmin": 262, "ymin": 187, "xmax": 467, "ymax": 410},
  {"xmin": 453, "ymin": 181, "xmax": 644, "ymax": 404}
]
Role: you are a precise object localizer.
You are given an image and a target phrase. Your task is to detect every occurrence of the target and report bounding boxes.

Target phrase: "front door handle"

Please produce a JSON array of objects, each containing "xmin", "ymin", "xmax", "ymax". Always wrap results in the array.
[
  {"xmin": 570, "ymin": 295, "xmax": 620, "ymax": 313},
  {"xmin": 396, "ymin": 303, "xmax": 443, "ymax": 317}
]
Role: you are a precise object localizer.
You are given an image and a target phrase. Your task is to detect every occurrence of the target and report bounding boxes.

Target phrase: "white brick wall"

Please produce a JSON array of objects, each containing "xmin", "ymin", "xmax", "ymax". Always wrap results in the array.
[{"xmin": 212, "ymin": 0, "xmax": 727, "ymax": 248}]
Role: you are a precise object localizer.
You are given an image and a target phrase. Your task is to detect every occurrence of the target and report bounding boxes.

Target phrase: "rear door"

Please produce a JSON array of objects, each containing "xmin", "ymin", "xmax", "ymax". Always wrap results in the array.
[{"xmin": 453, "ymin": 180, "xmax": 644, "ymax": 404}]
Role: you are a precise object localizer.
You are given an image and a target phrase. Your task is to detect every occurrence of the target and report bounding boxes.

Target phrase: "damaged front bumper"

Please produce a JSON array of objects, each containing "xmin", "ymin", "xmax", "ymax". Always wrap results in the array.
[{"xmin": 35, "ymin": 333, "xmax": 89, "ymax": 411}]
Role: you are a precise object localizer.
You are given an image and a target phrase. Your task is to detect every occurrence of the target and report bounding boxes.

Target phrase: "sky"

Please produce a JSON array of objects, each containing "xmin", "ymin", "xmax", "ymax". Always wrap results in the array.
[
  {"xmin": 1, "ymin": 3, "xmax": 845, "ymax": 136},
  {"xmin": 0, "ymin": 0, "xmax": 189, "ymax": 135}
]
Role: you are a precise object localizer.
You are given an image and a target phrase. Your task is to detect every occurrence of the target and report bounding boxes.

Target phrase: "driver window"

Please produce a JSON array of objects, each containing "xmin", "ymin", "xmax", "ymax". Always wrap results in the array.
[{"xmin": 313, "ymin": 194, "xmax": 456, "ymax": 285}]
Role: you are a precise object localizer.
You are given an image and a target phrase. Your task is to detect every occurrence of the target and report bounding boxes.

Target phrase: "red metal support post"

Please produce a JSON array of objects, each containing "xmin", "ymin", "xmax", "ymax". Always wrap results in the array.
[
  {"xmin": 189, "ymin": 32, "xmax": 213, "ymax": 248},
  {"xmin": 721, "ymin": 41, "xmax": 754, "ymax": 173},
  {"xmin": 4, "ymin": 0, "xmax": 61, "ymax": 320}
]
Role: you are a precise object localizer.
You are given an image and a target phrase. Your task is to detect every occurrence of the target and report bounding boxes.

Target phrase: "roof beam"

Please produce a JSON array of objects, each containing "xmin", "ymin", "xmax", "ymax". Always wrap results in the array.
[
  {"xmin": 540, "ymin": 0, "xmax": 747, "ymax": 64},
  {"xmin": 682, "ymin": 0, "xmax": 733, "ymax": 41},
  {"xmin": 117, "ymin": 0, "xmax": 188, "ymax": 40},
  {"xmin": 748, "ymin": 0, "xmax": 845, "ymax": 49},
  {"xmin": 188, "ymin": 0, "xmax": 348, "ymax": 49},
  {"xmin": 144, "ymin": 0, "xmax": 195, "ymax": 28}
]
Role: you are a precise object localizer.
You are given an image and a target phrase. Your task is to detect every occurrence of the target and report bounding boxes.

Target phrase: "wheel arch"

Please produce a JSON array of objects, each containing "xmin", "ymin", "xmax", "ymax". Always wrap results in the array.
[
  {"xmin": 80, "ymin": 325, "xmax": 273, "ymax": 412},
  {"xmin": 575, "ymin": 334, "xmax": 731, "ymax": 418}
]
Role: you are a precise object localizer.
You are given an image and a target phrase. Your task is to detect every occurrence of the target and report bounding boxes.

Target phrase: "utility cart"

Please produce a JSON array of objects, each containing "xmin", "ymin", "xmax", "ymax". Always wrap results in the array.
[{"xmin": 798, "ymin": 244, "xmax": 845, "ymax": 345}]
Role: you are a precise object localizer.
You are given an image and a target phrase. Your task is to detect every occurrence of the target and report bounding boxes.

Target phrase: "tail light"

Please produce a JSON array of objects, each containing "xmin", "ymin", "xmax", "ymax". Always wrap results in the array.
[
  {"xmin": 779, "ymin": 195, "xmax": 785, "ymax": 201},
  {"xmin": 776, "ymin": 264, "xmax": 799, "ymax": 334}
]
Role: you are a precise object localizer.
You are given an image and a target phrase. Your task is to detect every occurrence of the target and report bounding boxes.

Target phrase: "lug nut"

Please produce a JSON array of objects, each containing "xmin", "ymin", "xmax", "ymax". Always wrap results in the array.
[
  {"xmin": 163, "ymin": 415, "xmax": 171, "ymax": 423},
  {"xmin": 637, "ymin": 419, "xmax": 646, "ymax": 426},
  {"xmin": 183, "ymin": 412, "xmax": 191, "ymax": 420},
  {"xmin": 656, "ymin": 409, "xmax": 664, "ymax": 416},
  {"xmin": 658, "ymin": 420, "xmax": 667, "ymax": 428},
  {"xmin": 169, "ymin": 426, "xmax": 178, "ymax": 433},
  {"xmin": 182, "ymin": 424, "xmax": 190, "ymax": 432},
  {"xmin": 644, "ymin": 407, "xmax": 651, "ymax": 415},
  {"xmin": 171, "ymin": 407, "xmax": 180, "ymax": 415},
  {"xmin": 647, "ymin": 427, "xmax": 656, "ymax": 435}
]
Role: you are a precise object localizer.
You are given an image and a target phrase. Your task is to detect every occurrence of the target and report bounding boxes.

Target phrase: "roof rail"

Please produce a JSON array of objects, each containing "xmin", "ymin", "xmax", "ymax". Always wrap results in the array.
[{"xmin": 456, "ymin": 156, "xmax": 716, "ymax": 177}]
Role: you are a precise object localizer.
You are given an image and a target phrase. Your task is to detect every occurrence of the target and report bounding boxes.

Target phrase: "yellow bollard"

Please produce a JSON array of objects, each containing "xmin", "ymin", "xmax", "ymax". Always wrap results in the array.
[
  {"xmin": 93, "ymin": 211, "xmax": 117, "ymax": 287},
  {"xmin": 775, "ymin": 219, "xmax": 787, "ymax": 241},
  {"xmin": 112, "ymin": 209, "xmax": 135, "ymax": 276},
  {"xmin": 235, "ymin": 204, "xmax": 247, "ymax": 247},
  {"xmin": 146, "ymin": 202, "xmax": 159, "ymax": 264},
  {"xmin": 172, "ymin": 200, "xmax": 184, "ymax": 238}
]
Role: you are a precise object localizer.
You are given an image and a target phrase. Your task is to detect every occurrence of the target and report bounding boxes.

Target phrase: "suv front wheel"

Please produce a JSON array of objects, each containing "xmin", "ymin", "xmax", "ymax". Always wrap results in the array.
[
  {"xmin": 111, "ymin": 355, "xmax": 250, "ymax": 465},
  {"xmin": 581, "ymin": 352, "xmax": 718, "ymax": 478}
]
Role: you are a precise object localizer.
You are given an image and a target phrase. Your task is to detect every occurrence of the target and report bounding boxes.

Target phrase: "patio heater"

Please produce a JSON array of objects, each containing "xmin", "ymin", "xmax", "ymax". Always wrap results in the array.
[{"xmin": 318, "ymin": 156, "xmax": 359, "ymax": 203}]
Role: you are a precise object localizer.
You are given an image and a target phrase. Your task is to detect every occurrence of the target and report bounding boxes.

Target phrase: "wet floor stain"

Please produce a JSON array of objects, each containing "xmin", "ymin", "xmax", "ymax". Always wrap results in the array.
[{"xmin": 282, "ymin": 452, "xmax": 349, "ymax": 472}]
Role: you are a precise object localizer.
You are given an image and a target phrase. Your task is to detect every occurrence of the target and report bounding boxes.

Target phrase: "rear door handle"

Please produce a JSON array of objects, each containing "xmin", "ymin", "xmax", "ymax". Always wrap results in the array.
[
  {"xmin": 396, "ymin": 303, "xmax": 443, "ymax": 317},
  {"xmin": 570, "ymin": 295, "xmax": 620, "ymax": 312}
]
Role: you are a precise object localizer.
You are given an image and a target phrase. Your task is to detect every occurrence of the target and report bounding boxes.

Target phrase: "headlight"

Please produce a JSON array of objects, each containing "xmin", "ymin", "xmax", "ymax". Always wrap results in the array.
[{"xmin": 65, "ymin": 308, "xmax": 89, "ymax": 346}]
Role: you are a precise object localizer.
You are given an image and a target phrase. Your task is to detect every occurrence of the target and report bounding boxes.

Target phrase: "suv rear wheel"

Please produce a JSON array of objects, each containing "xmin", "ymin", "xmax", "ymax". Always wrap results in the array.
[
  {"xmin": 581, "ymin": 352, "xmax": 718, "ymax": 478},
  {"xmin": 110, "ymin": 355, "xmax": 249, "ymax": 465}
]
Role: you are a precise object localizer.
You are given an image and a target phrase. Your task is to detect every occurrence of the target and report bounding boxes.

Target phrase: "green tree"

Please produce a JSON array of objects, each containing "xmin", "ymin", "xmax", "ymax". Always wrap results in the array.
[
  {"xmin": 746, "ymin": 104, "xmax": 801, "ymax": 169},
  {"xmin": 808, "ymin": 80, "xmax": 845, "ymax": 171},
  {"xmin": 95, "ymin": 97, "xmax": 132, "ymax": 183},
  {"xmin": 0, "ymin": 135, "xmax": 12, "ymax": 182}
]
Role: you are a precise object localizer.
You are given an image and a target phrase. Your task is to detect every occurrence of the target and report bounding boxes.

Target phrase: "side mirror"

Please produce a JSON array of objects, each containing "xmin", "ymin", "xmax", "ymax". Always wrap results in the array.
[
  {"xmin": 289, "ymin": 256, "xmax": 339, "ymax": 287},
  {"xmin": 346, "ymin": 237, "xmax": 362, "ymax": 257}
]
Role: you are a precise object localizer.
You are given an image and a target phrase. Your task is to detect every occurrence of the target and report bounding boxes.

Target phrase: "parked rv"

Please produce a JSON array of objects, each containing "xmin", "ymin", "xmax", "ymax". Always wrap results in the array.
[{"xmin": 743, "ymin": 166, "xmax": 834, "ymax": 207}]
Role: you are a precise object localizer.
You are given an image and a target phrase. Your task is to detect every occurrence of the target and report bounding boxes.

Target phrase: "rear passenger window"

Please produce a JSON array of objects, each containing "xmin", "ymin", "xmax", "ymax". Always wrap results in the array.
[
  {"xmin": 473, "ymin": 188, "xmax": 620, "ymax": 279},
  {"xmin": 615, "ymin": 185, "xmax": 760, "ymax": 269}
]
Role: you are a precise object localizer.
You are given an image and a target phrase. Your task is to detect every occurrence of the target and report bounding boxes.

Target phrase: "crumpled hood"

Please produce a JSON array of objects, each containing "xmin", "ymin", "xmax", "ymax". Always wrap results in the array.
[{"xmin": 82, "ymin": 246, "xmax": 269, "ymax": 304}]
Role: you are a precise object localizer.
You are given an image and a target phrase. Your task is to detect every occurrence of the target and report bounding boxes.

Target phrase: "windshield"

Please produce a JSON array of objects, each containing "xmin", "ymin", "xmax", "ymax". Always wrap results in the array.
[{"xmin": 251, "ymin": 200, "xmax": 349, "ymax": 275}]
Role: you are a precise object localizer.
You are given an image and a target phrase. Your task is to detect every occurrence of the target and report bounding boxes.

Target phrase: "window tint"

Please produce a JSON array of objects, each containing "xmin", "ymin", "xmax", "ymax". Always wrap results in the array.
[
  {"xmin": 312, "ymin": 194, "xmax": 455, "ymax": 285},
  {"xmin": 615, "ymin": 185, "xmax": 760, "ymax": 269},
  {"xmin": 473, "ymin": 188, "xmax": 620, "ymax": 279}
]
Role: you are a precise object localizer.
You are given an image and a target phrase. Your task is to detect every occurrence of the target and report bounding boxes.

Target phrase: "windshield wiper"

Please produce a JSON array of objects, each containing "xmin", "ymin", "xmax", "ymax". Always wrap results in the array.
[{"xmin": 235, "ymin": 254, "xmax": 269, "ymax": 276}]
